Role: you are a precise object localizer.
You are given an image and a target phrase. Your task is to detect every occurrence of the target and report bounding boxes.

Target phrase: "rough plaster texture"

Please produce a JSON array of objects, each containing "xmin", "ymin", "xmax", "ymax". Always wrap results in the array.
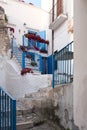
[
  {"xmin": 0, "ymin": 6, "xmax": 10, "ymax": 55},
  {"xmin": 74, "ymin": 0, "xmax": 87, "ymax": 130},
  {"xmin": 50, "ymin": 84, "xmax": 73, "ymax": 130}
]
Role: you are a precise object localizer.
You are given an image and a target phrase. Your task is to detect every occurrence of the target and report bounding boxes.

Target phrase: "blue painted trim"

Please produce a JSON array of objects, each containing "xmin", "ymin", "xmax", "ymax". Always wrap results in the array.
[
  {"xmin": 52, "ymin": 54, "xmax": 54, "ymax": 88},
  {"xmin": 13, "ymin": 100, "xmax": 16, "ymax": 130},
  {"xmin": 0, "ymin": 87, "xmax": 15, "ymax": 100},
  {"xmin": 0, "ymin": 87, "xmax": 16, "ymax": 130},
  {"xmin": 22, "ymin": 35, "xmax": 24, "ymax": 46},
  {"xmin": 48, "ymin": 55, "xmax": 52, "ymax": 74},
  {"xmin": 39, "ymin": 55, "xmax": 42, "ymax": 72},
  {"xmin": 22, "ymin": 52, "xmax": 25, "ymax": 69}
]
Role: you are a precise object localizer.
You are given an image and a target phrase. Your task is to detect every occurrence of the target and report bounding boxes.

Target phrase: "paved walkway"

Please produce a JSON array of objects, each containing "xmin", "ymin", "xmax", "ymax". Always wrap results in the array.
[{"xmin": 29, "ymin": 122, "xmax": 62, "ymax": 130}]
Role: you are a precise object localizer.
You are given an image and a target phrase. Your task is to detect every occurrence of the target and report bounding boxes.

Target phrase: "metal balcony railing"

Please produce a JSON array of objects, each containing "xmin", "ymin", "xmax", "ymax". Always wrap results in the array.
[
  {"xmin": 0, "ymin": 87, "xmax": 16, "ymax": 130},
  {"xmin": 54, "ymin": 41, "xmax": 74, "ymax": 85}
]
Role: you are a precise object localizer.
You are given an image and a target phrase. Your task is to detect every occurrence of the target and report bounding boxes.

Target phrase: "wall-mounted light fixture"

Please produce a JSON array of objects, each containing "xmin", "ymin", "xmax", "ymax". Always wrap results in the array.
[{"xmin": 23, "ymin": 22, "xmax": 26, "ymax": 27}]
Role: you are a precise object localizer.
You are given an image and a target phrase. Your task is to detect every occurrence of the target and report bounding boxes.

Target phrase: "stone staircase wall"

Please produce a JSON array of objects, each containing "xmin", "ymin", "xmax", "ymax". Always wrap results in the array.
[
  {"xmin": 0, "ymin": 6, "xmax": 10, "ymax": 56},
  {"xmin": 16, "ymin": 87, "xmax": 62, "ymax": 130}
]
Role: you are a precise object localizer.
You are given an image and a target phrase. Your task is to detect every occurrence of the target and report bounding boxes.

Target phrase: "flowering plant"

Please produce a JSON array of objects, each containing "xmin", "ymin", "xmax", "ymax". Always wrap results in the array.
[
  {"xmin": 26, "ymin": 54, "xmax": 31, "ymax": 59},
  {"xmin": 20, "ymin": 45, "xmax": 28, "ymax": 52},
  {"xmin": 24, "ymin": 34, "xmax": 49, "ymax": 44},
  {"xmin": 10, "ymin": 27, "xmax": 14, "ymax": 33},
  {"xmin": 40, "ymin": 49, "xmax": 48, "ymax": 53},
  {"xmin": 30, "ymin": 61, "xmax": 37, "ymax": 66},
  {"xmin": 21, "ymin": 68, "xmax": 33, "ymax": 75}
]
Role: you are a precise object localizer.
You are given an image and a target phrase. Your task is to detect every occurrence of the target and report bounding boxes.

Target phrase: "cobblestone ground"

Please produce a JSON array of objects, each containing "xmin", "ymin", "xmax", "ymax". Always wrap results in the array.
[{"xmin": 29, "ymin": 122, "xmax": 62, "ymax": 130}]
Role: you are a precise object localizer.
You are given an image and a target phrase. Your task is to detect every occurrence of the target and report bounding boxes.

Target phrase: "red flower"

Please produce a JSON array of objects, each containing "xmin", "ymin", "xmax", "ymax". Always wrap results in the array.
[
  {"xmin": 40, "ymin": 49, "xmax": 48, "ymax": 53},
  {"xmin": 24, "ymin": 34, "xmax": 49, "ymax": 44},
  {"xmin": 26, "ymin": 54, "xmax": 31, "ymax": 59},
  {"xmin": 21, "ymin": 68, "xmax": 33, "ymax": 75},
  {"xmin": 10, "ymin": 27, "xmax": 14, "ymax": 33}
]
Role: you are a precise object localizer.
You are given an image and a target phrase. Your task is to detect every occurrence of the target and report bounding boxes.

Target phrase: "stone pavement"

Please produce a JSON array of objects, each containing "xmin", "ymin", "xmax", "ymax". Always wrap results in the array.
[
  {"xmin": 29, "ymin": 122, "xmax": 61, "ymax": 130},
  {"xmin": 16, "ymin": 87, "xmax": 64, "ymax": 130}
]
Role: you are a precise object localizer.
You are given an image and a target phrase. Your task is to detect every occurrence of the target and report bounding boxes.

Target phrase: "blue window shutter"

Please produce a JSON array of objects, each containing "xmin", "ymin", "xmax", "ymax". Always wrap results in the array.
[
  {"xmin": 37, "ymin": 31, "xmax": 46, "ymax": 50},
  {"xmin": 37, "ymin": 31, "xmax": 46, "ymax": 39}
]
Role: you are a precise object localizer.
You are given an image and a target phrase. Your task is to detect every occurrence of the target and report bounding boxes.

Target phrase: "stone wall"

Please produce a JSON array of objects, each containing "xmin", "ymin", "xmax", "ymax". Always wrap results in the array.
[
  {"xmin": 39, "ymin": 83, "xmax": 76, "ymax": 130},
  {"xmin": 0, "ymin": 6, "xmax": 10, "ymax": 56},
  {"xmin": 52, "ymin": 84, "xmax": 73, "ymax": 130}
]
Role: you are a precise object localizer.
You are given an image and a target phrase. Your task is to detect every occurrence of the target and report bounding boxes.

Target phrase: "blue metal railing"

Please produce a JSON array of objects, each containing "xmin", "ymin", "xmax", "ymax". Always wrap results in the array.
[
  {"xmin": 0, "ymin": 87, "xmax": 16, "ymax": 130},
  {"xmin": 11, "ymin": 38, "xmax": 39, "ymax": 71},
  {"xmin": 54, "ymin": 41, "xmax": 74, "ymax": 85}
]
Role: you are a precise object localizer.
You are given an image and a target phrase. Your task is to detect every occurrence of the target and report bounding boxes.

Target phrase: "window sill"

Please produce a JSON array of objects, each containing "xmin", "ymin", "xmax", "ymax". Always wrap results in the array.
[{"xmin": 49, "ymin": 14, "xmax": 67, "ymax": 30}]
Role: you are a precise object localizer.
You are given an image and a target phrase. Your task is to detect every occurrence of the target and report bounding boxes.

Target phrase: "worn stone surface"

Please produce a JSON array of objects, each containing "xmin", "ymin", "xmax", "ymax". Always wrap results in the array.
[
  {"xmin": 0, "ymin": 6, "xmax": 10, "ymax": 56},
  {"xmin": 16, "ymin": 87, "xmax": 63, "ymax": 130},
  {"xmin": 50, "ymin": 84, "xmax": 73, "ymax": 130}
]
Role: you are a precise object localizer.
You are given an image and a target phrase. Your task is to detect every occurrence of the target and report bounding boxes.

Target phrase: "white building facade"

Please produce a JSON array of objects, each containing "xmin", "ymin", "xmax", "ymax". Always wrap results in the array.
[
  {"xmin": 0, "ymin": 0, "xmax": 52, "ymax": 47},
  {"xmin": 49, "ymin": 0, "xmax": 73, "ymax": 52}
]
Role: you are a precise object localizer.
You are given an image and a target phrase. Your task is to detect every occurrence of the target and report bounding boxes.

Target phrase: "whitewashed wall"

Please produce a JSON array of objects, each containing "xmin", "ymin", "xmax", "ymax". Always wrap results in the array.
[
  {"xmin": 41, "ymin": 0, "xmax": 52, "ymax": 12},
  {"xmin": 54, "ymin": 21, "xmax": 71, "ymax": 52},
  {"xmin": 0, "ymin": 0, "xmax": 52, "ymax": 51},
  {"xmin": 4, "ymin": 59, "xmax": 52, "ymax": 99},
  {"xmin": 53, "ymin": 0, "xmax": 73, "ymax": 52},
  {"xmin": 74, "ymin": 0, "xmax": 87, "ymax": 130},
  {"xmin": 0, "ymin": 57, "xmax": 6, "ymax": 89}
]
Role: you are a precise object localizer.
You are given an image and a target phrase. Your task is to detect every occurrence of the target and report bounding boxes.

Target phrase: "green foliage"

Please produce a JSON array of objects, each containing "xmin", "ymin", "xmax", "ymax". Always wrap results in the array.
[
  {"xmin": 30, "ymin": 61, "xmax": 37, "ymax": 66},
  {"xmin": 66, "ymin": 128, "xmax": 70, "ymax": 130},
  {"xmin": 5, "ymin": 14, "xmax": 8, "ymax": 22}
]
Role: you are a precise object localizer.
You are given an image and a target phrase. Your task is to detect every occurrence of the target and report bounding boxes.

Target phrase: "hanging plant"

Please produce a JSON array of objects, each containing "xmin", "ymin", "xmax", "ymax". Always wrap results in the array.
[
  {"xmin": 40, "ymin": 49, "xmax": 48, "ymax": 53},
  {"xmin": 24, "ymin": 34, "xmax": 49, "ymax": 44},
  {"xmin": 21, "ymin": 68, "xmax": 33, "ymax": 75},
  {"xmin": 20, "ymin": 45, "xmax": 28, "ymax": 52},
  {"xmin": 26, "ymin": 54, "xmax": 31, "ymax": 59},
  {"xmin": 30, "ymin": 61, "xmax": 37, "ymax": 66},
  {"xmin": 10, "ymin": 27, "xmax": 15, "ymax": 33}
]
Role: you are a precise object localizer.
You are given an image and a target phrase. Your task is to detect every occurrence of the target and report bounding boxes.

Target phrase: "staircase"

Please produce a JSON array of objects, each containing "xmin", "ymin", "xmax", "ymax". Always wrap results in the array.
[
  {"xmin": 16, "ymin": 87, "xmax": 62, "ymax": 130},
  {"xmin": 12, "ymin": 42, "xmax": 40, "ymax": 73}
]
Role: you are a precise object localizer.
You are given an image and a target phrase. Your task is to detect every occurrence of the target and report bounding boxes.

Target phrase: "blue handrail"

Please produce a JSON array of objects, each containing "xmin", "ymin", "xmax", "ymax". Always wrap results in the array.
[{"xmin": 0, "ymin": 87, "xmax": 16, "ymax": 130}]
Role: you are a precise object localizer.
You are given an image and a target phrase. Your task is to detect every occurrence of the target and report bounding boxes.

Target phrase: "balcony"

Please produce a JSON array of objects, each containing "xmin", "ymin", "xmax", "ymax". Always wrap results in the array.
[{"xmin": 49, "ymin": 0, "xmax": 67, "ymax": 30}]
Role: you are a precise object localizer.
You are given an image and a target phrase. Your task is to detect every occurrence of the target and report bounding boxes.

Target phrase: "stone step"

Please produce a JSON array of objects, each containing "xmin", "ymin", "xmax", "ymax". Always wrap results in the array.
[
  {"xmin": 25, "ymin": 87, "xmax": 52, "ymax": 99},
  {"xmin": 17, "ymin": 116, "xmax": 61, "ymax": 130},
  {"xmin": 17, "ymin": 97, "xmax": 53, "ymax": 115},
  {"xmin": 17, "ymin": 112, "xmax": 45, "ymax": 130},
  {"xmin": 16, "ymin": 86, "xmax": 62, "ymax": 130}
]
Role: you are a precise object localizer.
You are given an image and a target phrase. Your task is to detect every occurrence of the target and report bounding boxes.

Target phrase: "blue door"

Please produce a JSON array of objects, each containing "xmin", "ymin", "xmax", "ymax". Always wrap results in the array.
[{"xmin": 42, "ymin": 57, "xmax": 48, "ymax": 74}]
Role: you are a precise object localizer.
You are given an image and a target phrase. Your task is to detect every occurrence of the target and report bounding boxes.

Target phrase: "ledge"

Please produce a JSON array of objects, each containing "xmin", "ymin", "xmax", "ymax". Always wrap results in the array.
[{"xmin": 49, "ymin": 14, "xmax": 67, "ymax": 30}]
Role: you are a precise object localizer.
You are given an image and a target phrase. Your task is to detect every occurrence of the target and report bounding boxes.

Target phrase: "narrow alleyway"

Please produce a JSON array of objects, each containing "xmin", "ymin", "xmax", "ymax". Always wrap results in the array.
[
  {"xmin": 29, "ymin": 122, "xmax": 61, "ymax": 130},
  {"xmin": 16, "ymin": 87, "xmax": 64, "ymax": 130}
]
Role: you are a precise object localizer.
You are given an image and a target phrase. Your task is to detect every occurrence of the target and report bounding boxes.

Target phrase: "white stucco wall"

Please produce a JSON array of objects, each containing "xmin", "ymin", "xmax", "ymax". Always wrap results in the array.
[
  {"xmin": 53, "ymin": 0, "xmax": 73, "ymax": 52},
  {"xmin": 41, "ymin": 0, "xmax": 52, "ymax": 12},
  {"xmin": 74, "ymin": 0, "xmax": 87, "ymax": 130},
  {"xmin": 0, "ymin": 0, "xmax": 52, "ymax": 52},
  {"xmin": 0, "ymin": 57, "xmax": 6, "ymax": 89},
  {"xmin": 54, "ymin": 21, "xmax": 71, "ymax": 52},
  {"xmin": 4, "ymin": 59, "xmax": 52, "ymax": 99}
]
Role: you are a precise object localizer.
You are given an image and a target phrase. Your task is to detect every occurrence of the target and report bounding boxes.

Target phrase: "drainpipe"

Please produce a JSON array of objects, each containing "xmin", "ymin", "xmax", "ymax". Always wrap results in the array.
[
  {"xmin": 52, "ymin": 0, "xmax": 54, "ymax": 89},
  {"xmin": 11, "ymin": 38, "xmax": 13, "ymax": 58}
]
